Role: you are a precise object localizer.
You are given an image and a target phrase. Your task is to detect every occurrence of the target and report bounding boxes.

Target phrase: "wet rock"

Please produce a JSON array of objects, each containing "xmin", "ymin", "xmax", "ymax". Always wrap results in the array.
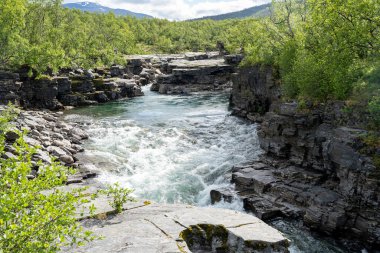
[
  {"xmin": 210, "ymin": 188, "xmax": 234, "ymax": 204},
  {"xmin": 94, "ymin": 92, "xmax": 109, "ymax": 103},
  {"xmin": 60, "ymin": 94, "xmax": 83, "ymax": 106},
  {"xmin": 139, "ymin": 77, "xmax": 148, "ymax": 86},
  {"xmin": 72, "ymin": 144, "xmax": 84, "ymax": 152},
  {"xmin": 69, "ymin": 128, "xmax": 89, "ymax": 140},
  {"xmin": 47, "ymin": 146, "xmax": 67, "ymax": 157},
  {"xmin": 60, "ymin": 155, "xmax": 74, "ymax": 164},
  {"xmin": 150, "ymin": 81, "xmax": 159, "ymax": 92},
  {"xmin": 118, "ymin": 79, "xmax": 143, "ymax": 97}
]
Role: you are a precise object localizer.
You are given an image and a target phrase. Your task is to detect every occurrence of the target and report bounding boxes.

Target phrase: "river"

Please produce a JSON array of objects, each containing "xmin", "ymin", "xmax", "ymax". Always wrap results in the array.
[{"xmin": 64, "ymin": 85, "xmax": 353, "ymax": 253}]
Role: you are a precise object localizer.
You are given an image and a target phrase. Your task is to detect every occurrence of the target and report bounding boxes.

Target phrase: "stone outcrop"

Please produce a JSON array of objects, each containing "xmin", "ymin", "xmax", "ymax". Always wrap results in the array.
[
  {"xmin": 125, "ymin": 52, "xmax": 237, "ymax": 95},
  {"xmin": 0, "ymin": 52, "xmax": 242, "ymax": 109},
  {"xmin": 216, "ymin": 65, "xmax": 380, "ymax": 249},
  {"xmin": 0, "ymin": 65, "xmax": 144, "ymax": 110},
  {"xmin": 65, "ymin": 200, "xmax": 289, "ymax": 253},
  {"xmin": 230, "ymin": 66, "xmax": 280, "ymax": 121},
  {"xmin": 1, "ymin": 106, "xmax": 98, "ymax": 183},
  {"xmin": 0, "ymin": 71, "xmax": 22, "ymax": 105},
  {"xmin": 2, "ymin": 105, "xmax": 290, "ymax": 253},
  {"xmin": 152, "ymin": 59, "xmax": 234, "ymax": 95},
  {"xmin": 224, "ymin": 54, "xmax": 244, "ymax": 65}
]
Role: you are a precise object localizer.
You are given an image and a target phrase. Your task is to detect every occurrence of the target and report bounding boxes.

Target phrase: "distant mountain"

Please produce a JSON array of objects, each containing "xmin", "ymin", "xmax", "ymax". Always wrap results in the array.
[
  {"xmin": 194, "ymin": 3, "xmax": 271, "ymax": 21},
  {"xmin": 63, "ymin": 2, "xmax": 153, "ymax": 19}
]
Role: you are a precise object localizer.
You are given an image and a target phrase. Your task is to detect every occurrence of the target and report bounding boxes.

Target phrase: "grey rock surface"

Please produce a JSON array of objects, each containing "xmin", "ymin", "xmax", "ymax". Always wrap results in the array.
[
  {"xmin": 66, "ymin": 201, "xmax": 289, "ymax": 253},
  {"xmin": 222, "ymin": 65, "xmax": 380, "ymax": 248}
]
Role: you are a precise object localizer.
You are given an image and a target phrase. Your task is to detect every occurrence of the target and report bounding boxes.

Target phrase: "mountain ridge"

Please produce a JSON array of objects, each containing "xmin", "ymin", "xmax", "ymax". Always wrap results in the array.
[
  {"xmin": 193, "ymin": 3, "xmax": 271, "ymax": 21},
  {"xmin": 63, "ymin": 2, "xmax": 153, "ymax": 19}
]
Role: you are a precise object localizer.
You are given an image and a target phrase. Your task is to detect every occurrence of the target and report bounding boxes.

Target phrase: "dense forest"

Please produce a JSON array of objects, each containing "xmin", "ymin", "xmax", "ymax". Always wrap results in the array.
[{"xmin": 0, "ymin": 0, "xmax": 379, "ymax": 120}]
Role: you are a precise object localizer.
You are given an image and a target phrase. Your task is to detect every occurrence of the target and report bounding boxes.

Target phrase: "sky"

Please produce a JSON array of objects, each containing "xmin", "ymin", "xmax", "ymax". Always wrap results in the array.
[{"xmin": 63, "ymin": 0, "xmax": 272, "ymax": 20}]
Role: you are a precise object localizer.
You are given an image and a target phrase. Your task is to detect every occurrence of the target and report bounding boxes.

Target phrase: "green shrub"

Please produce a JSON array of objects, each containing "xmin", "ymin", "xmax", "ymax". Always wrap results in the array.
[
  {"xmin": 369, "ymin": 96, "xmax": 380, "ymax": 129},
  {"xmin": 0, "ymin": 107, "xmax": 96, "ymax": 253},
  {"xmin": 35, "ymin": 74, "xmax": 52, "ymax": 80},
  {"xmin": 101, "ymin": 183, "xmax": 135, "ymax": 214}
]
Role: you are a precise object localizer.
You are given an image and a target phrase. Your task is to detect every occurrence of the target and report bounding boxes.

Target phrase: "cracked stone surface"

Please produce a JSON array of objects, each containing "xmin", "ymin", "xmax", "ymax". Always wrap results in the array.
[
  {"xmin": 168, "ymin": 59, "xmax": 230, "ymax": 69},
  {"xmin": 65, "ymin": 200, "xmax": 289, "ymax": 253}
]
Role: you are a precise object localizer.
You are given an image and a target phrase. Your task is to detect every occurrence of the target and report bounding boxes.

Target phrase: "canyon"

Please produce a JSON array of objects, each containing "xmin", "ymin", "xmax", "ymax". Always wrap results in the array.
[{"xmin": 1, "ymin": 53, "xmax": 378, "ymax": 252}]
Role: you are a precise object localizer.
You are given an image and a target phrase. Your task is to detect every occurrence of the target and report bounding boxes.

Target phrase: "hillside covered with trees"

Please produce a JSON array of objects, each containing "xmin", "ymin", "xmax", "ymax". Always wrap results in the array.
[{"xmin": 1, "ymin": 0, "xmax": 378, "ymax": 128}]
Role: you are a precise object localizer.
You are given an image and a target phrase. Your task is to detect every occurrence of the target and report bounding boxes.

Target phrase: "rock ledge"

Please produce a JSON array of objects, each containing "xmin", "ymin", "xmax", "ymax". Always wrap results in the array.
[{"xmin": 67, "ymin": 201, "xmax": 289, "ymax": 253}]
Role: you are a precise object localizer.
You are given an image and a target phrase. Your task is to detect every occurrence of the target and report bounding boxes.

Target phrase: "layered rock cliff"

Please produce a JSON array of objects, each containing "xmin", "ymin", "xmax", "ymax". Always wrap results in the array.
[
  {"xmin": 0, "ymin": 53, "xmax": 241, "ymax": 109},
  {"xmin": 220, "ymin": 65, "xmax": 380, "ymax": 249}
]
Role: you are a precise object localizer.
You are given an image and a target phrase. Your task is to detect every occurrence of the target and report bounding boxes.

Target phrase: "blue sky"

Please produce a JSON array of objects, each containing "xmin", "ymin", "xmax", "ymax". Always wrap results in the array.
[{"xmin": 63, "ymin": 0, "xmax": 271, "ymax": 20}]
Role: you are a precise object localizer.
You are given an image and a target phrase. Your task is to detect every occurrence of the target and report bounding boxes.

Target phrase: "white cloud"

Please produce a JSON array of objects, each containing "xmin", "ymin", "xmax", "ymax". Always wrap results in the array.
[{"xmin": 63, "ymin": 0, "xmax": 271, "ymax": 20}]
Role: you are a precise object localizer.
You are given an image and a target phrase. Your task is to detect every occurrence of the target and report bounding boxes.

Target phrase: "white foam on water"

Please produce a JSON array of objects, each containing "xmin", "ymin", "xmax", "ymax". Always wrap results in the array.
[
  {"xmin": 64, "ymin": 91, "xmax": 351, "ymax": 253},
  {"xmin": 64, "ymin": 92, "xmax": 262, "ymax": 205}
]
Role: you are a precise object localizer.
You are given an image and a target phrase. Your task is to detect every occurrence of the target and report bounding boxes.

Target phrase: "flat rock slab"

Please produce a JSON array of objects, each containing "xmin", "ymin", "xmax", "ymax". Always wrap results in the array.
[
  {"xmin": 169, "ymin": 59, "xmax": 230, "ymax": 69},
  {"xmin": 66, "ymin": 203, "xmax": 289, "ymax": 253}
]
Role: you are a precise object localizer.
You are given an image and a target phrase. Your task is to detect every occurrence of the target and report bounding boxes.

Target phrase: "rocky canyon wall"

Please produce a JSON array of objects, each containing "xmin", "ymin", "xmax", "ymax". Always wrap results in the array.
[{"xmin": 226, "ymin": 65, "xmax": 380, "ymax": 249}]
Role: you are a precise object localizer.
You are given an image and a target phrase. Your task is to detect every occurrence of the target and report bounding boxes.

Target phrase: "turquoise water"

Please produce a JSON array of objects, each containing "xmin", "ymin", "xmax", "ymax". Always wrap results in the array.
[{"xmin": 64, "ymin": 86, "xmax": 355, "ymax": 253}]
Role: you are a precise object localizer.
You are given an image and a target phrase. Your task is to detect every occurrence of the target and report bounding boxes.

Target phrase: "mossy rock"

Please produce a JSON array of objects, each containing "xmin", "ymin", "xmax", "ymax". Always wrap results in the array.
[
  {"xmin": 180, "ymin": 224, "xmax": 229, "ymax": 253},
  {"xmin": 71, "ymin": 80, "xmax": 84, "ymax": 87},
  {"xmin": 359, "ymin": 132, "xmax": 380, "ymax": 170},
  {"xmin": 93, "ymin": 78, "xmax": 105, "ymax": 90},
  {"xmin": 35, "ymin": 74, "xmax": 52, "ymax": 81}
]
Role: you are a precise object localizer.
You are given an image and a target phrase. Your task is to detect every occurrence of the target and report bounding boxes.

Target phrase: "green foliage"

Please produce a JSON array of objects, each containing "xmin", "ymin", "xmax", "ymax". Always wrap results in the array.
[
  {"xmin": 35, "ymin": 74, "xmax": 53, "ymax": 80},
  {"xmin": 239, "ymin": 0, "xmax": 380, "ymax": 104},
  {"xmin": 0, "ymin": 106, "xmax": 96, "ymax": 253},
  {"xmin": 369, "ymin": 96, "xmax": 380, "ymax": 129},
  {"xmin": 0, "ymin": 0, "xmax": 379, "ymax": 126},
  {"xmin": 101, "ymin": 183, "xmax": 135, "ymax": 214},
  {"xmin": 0, "ymin": 104, "xmax": 20, "ymax": 131},
  {"xmin": 360, "ymin": 132, "xmax": 380, "ymax": 169},
  {"xmin": 229, "ymin": 0, "xmax": 380, "ymax": 127},
  {"xmin": 0, "ymin": 0, "xmax": 28, "ymax": 69},
  {"xmin": 0, "ymin": 0, "xmax": 253, "ymax": 72}
]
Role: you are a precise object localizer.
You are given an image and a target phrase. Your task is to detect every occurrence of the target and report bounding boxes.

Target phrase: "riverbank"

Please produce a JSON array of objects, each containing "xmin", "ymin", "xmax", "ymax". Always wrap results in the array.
[
  {"xmin": 61, "ymin": 85, "xmax": 358, "ymax": 252},
  {"xmin": 218, "ymin": 65, "xmax": 380, "ymax": 251},
  {"xmin": 1, "ymin": 104, "xmax": 291, "ymax": 253},
  {"xmin": 0, "ymin": 52, "xmax": 240, "ymax": 110},
  {"xmin": 0, "ymin": 106, "xmax": 98, "ymax": 182},
  {"xmin": 2, "ymin": 53, "xmax": 378, "ymax": 252}
]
